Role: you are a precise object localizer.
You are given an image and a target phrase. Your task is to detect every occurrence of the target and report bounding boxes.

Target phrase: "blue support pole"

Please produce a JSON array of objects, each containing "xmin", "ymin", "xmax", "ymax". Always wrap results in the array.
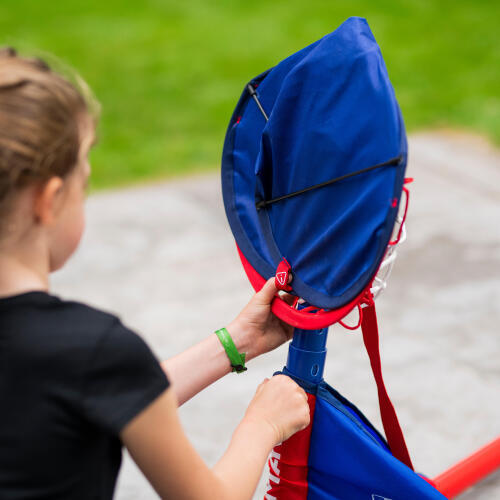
[{"xmin": 285, "ymin": 328, "xmax": 329, "ymax": 383}]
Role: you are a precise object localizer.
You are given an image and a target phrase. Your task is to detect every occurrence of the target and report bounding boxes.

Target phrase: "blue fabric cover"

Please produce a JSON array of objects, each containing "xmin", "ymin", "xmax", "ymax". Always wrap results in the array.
[
  {"xmin": 281, "ymin": 370, "xmax": 446, "ymax": 500},
  {"xmin": 308, "ymin": 383, "xmax": 446, "ymax": 499},
  {"xmin": 222, "ymin": 17, "xmax": 407, "ymax": 309}
]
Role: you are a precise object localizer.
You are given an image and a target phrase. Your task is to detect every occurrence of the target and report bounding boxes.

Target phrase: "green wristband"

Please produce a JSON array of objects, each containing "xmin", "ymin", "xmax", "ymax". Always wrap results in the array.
[{"xmin": 215, "ymin": 327, "xmax": 247, "ymax": 374}]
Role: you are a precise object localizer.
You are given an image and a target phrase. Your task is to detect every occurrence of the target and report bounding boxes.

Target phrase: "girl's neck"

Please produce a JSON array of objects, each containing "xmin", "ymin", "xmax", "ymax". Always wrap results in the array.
[{"xmin": 0, "ymin": 247, "xmax": 49, "ymax": 299}]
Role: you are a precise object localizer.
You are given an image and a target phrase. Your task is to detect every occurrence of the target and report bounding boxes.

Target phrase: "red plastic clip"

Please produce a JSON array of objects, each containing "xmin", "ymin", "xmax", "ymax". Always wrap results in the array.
[{"xmin": 275, "ymin": 258, "xmax": 293, "ymax": 291}]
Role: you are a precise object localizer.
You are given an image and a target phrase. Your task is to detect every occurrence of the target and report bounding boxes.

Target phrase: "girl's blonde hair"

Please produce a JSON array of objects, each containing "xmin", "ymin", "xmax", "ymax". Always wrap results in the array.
[{"xmin": 0, "ymin": 47, "xmax": 98, "ymax": 217}]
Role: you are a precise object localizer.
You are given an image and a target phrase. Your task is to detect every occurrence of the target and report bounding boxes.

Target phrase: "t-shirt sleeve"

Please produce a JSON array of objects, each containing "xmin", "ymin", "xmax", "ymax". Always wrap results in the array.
[{"xmin": 82, "ymin": 319, "xmax": 170, "ymax": 435}]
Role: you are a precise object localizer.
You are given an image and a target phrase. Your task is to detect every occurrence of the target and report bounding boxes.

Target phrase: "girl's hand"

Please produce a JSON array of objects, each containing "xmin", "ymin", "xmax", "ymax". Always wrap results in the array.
[
  {"xmin": 243, "ymin": 375, "xmax": 310, "ymax": 445},
  {"xmin": 227, "ymin": 278, "xmax": 295, "ymax": 360}
]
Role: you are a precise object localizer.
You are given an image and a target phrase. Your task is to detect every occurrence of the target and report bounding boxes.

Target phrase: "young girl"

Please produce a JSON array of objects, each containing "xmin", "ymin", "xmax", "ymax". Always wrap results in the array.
[{"xmin": 0, "ymin": 48, "xmax": 310, "ymax": 499}]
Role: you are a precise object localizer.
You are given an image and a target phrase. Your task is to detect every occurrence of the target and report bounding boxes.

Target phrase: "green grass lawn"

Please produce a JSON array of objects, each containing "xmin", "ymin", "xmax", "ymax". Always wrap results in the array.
[{"xmin": 1, "ymin": 0, "xmax": 498, "ymax": 189}]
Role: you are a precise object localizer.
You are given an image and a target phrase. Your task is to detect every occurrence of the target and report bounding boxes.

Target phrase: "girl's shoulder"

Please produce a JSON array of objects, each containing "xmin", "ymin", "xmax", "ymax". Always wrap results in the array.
[
  {"xmin": 0, "ymin": 290, "xmax": 169, "ymax": 437},
  {"xmin": 0, "ymin": 290, "xmax": 118, "ymax": 326},
  {"xmin": 0, "ymin": 290, "xmax": 136, "ymax": 369}
]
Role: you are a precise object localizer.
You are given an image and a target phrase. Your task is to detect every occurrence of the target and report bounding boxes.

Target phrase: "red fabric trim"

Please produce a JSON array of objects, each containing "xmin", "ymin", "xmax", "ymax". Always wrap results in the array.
[
  {"xmin": 237, "ymin": 244, "xmax": 360, "ymax": 329},
  {"xmin": 361, "ymin": 300, "xmax": 414, "ymax": 470},
  {"xmin": 265, "ymin": 393, "xmax": 316, "ymax": 500},
  {"xmin": 275, "ymin": 258, "xmax": 293, "ymax": 291}
]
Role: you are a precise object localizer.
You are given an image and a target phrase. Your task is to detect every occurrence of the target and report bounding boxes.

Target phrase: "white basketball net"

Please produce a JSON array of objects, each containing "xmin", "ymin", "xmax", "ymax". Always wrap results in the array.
[{"xmin": 370, "ymin": 208, "xmax": 407, "ymax": 300}]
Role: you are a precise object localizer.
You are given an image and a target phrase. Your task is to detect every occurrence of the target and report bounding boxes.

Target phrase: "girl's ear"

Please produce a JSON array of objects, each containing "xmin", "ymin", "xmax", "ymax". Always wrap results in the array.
[{"xmin": 33, "ymin": 177, "xmax": 64, "ymax": 226}]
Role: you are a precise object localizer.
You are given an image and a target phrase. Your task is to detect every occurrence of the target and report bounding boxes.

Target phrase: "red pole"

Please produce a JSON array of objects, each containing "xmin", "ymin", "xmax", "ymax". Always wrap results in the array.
[{"xmin": 433, "ymin": 436, "xmax": 500, "ymax": 498}]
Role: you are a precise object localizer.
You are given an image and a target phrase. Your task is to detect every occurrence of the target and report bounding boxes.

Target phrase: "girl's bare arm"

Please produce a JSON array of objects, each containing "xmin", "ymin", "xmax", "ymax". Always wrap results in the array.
[
  {"xmin": 121, "ymin": 377, "xmax": 309, "ymax": 500},
  {"xmin": 162, "ymin": 278, "xmax": 294, "ymax": 406}
]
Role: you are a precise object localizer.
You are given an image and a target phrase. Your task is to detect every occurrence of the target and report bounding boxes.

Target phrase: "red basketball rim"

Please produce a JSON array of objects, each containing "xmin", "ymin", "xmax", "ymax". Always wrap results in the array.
[{"xmin": 237, "ymin": 245, "xmax": 363, "ymax": 330}]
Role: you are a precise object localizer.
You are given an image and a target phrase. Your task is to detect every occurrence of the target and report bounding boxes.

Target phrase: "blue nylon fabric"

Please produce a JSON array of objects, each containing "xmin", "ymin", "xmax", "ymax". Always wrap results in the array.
[
  {"xmin": 281, "ymin": 367, "xmax": 389, "ymax": 451},
  {"xmin": 221, "ymin": 17, "xmax": 407, "ymax": 309},
  {"xmin": 277, "ymin": 369, "xmax": 445, "ymax": 498},
  {"xmin": 306, "ymin": 383, "xmax": 446, "ymax": 500}
]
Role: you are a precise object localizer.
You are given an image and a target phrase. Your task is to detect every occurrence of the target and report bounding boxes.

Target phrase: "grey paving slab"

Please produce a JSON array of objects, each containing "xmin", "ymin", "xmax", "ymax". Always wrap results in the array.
[{"xmin": 51, "ymin": 131, "xmax": 500, "ymax": 499}]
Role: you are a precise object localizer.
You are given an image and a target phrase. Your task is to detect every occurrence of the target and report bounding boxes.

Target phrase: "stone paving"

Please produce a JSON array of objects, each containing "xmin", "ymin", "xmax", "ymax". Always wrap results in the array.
[{"xmin": 52, "ymin": 131, "xmax": 500, "ymax": 499}]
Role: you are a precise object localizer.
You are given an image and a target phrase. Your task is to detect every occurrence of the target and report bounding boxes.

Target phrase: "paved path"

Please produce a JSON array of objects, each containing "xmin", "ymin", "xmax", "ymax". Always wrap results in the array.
[{"xmin": 52, "ymin": 131, "xmax": 500, "ymax": 499}]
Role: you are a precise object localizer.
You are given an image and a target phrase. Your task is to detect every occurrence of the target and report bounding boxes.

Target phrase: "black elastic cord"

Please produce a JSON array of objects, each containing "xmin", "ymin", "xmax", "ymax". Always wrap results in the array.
[
  {"xmin": 247, "ymin": 83, "xmax": 269, "ymax": 122},
  {"xmin": 256, "ymin": 156, "xmax": 403, "ymax": 210},
  {"xmin": 245, "ymin": 84, "xmax": 403, "ymax": 210}
]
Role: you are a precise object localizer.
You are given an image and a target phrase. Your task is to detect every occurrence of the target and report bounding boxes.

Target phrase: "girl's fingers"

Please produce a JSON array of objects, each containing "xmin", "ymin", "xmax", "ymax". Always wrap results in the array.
[
  {"xmin": 256, "ymin": 378, "xmax": 269, "ymax": 394},
  {"xmin": 257, "ymin": 276, "xmax": 295, "ymax": 306},
  {"xmin": 256, "ymin": 278, "xmax": 278, "ymax": 305}
]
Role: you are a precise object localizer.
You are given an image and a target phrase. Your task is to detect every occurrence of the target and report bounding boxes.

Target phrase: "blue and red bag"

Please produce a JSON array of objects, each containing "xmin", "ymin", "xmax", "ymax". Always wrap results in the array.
[{"xmin": 221, "ymin": 17, "xmax": 446, "ymax": 500}]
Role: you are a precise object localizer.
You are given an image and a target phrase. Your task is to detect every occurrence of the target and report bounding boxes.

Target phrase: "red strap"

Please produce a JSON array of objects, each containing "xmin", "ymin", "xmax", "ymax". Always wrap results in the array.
[{"xmin": 361, "ymin": 300, "xmax": 414, "ymax": 470}]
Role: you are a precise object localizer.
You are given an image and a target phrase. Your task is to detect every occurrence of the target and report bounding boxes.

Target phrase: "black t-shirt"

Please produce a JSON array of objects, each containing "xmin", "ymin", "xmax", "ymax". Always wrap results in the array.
[{"xmin": 0, "ymin": 291, "xmax": 170, "ymax": 499}]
